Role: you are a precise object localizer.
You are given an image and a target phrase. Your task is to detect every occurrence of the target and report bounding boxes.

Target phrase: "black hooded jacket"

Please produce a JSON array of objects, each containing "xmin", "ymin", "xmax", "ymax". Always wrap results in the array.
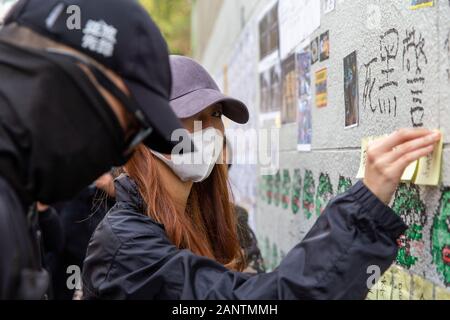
[
  {"xmin": 82, "ymin": 175, "xmax": 407, "ymax": 300},
  {"xmin": 0, "ymin": 86, "xmax": 49, "ymax": 299},
  {"xmin": 0, "ymin": 38, "xmax": 123, "ymax": 299},
  {"xmin": 0, "ymin": 177, "xmax": 49, "ymax": 299}
]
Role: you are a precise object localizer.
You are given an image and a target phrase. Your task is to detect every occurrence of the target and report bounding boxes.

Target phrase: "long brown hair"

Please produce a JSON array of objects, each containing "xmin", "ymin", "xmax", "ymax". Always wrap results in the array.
[{"xmin": 124, "ymin": 145, "xmax": 245, "ymax": 271}]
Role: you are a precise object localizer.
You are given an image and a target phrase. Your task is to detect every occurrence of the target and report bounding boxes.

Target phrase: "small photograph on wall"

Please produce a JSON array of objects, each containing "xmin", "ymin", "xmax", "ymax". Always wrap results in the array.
[
  {"xmin": 270, "ymin": 62, "xmax": 282, "ymax": 113},
  {"xmin": 310, "ymin": 37, "xmax": 319, "ymax": 65},
  {"xmin": 297, "ymin": 99, "xmax": 312, "ymax": 151},
  {"xmin": 260, "ymin": 70, "xmax": 271, "ymax": 114},
  {"xmin": 297, "ymin": 48, "xmax": 312, "ymax": 151},
  {"xmin": 281, "ymin": 53, "xmax": 298, "ymax": 124},
  {"xmin": 298, "ymin": 49, "xmax": 312, "ymax": 98},
  {"xmin": 258, "ymin": 2, "xmax": 280, "ymax": 60},
  {"xmin": 343, "ymin": 51, "xmax": 359, "ymax": 128},
  {"xmin": 315, "ymin": 68, "xmax": 327, "ymax": 108},
  {"xmin": 410, "ymin": 0, "xmax": 434, "ymax": 10},
  {"xmin": 320, "ymin": 31, "xmax": 330, "ymax": 61}
]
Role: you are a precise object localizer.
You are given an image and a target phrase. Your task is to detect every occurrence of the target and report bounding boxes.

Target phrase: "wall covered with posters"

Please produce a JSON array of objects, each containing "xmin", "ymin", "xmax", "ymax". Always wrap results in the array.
[{"xmin": 193, "ymin": 0, "xmax": 450, "ymax": 300}]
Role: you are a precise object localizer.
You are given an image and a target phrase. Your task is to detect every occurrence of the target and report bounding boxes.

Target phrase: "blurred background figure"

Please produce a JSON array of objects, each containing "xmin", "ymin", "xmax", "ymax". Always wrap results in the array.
[
  {"xmin": 44, "ymin": 171, "xmax": 116, "ymax": 300},
  {"xmin": 224, "ymin": 136, "xmax": 265, "ymax": 274}
]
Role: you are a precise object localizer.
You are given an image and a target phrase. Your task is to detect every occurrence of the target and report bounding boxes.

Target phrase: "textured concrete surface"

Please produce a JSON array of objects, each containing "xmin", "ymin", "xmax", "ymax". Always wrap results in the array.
[{"xmin": 194, "ymin": 0, "xmax": 450, "ymax": 294}]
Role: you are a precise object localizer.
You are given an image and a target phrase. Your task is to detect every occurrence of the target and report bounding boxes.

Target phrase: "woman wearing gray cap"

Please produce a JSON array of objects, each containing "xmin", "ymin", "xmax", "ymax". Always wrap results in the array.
[{"xmin": 82, "ymin": 56, "xmax": 440, "ymax": 300}]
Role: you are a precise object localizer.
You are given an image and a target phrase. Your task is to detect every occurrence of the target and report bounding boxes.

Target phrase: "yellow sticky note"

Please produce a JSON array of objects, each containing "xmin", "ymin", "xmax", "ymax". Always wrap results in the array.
[
  {"xmin": 401, "ymin": 160, "xmax": 418, "ymax": 182},
  {"xmin": 435, "ymin": 286, "xmax": 450, "ymax": 300},
  {"xmin": 356, "ymin": 137, "xmax": 370, "ymax": 179},
  {"xmin": 391, "ymin": 267, "xmax": 411, "ymax": 300},
  {"xmin": 410, "ymin": 1, "xmax": 434, "ymax": 10},
  {"xmin": 414, "ymin": 130, "xmax": 444, "ymax": 186},
  {"xmin": 375, "ymin": 269, "xmax": 394, "ymax": 300},
  {"xmin": 412, "ymin": 274, "xmax": 434, "ymax": 300},
  {"xmin": 366, "ymin": 288, "xmax": 377, "ymax": 300},
  {"xmin": 275, "ymin": 114, "xmax": 281, "ymax": 129}
]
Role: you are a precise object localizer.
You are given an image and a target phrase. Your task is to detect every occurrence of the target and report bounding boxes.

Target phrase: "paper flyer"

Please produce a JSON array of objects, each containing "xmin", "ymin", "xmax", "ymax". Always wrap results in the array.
[
  {"xmin": 315, "ymin": 68, "xmax": 328, "ymax": 108},
  {"xmin": 297, "ymin": 47, "xmax": 312, "ymax": 152},
  {"xmin": 278, "ymin": 0, "xmax": 321, "ymax": 59}
]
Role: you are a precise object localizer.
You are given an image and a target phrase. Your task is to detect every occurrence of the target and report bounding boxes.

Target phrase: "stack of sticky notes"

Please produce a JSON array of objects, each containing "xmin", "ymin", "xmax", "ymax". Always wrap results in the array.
[{"xmin": 356, "ymin": 130, "xmax": 444, "ymax": 186}]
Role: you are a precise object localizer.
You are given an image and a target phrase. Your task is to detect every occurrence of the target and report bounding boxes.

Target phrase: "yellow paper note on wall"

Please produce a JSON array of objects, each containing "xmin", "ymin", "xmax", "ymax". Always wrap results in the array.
[
  {"xmin": 356, "ymin": 137, "xmax": 370, "ymax": 179},
  {"xmin": 435, "ymin": 286, "xmax": 450, "ymax": 300},
  {"xmin": 366, "ymin": 288, "xmax": 377, "ymax": 300},
  {"xmin": 375, "ymin": 268, "xmax": 394, "ymax": 300},
  {"xmin": 391, "ymin": 266, "xmax": 411, "ymax": 300},
  {"xmin": 401, "ymin": 160, "xmax": 418, "ymax": 182},
  {"xmin": 412, "ymin": 274, "xmax": 434, "ymax": 300},
  {"xmin": 414, "ymin": 130, "xmax": 443, "ymax": 186}
]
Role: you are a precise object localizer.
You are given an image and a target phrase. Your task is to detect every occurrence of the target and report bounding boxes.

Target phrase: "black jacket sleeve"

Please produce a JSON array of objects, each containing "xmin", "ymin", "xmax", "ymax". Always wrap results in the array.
[
  {"xmin": 0, "ymin": 177, "xmax": 49, "ymax": 299},
  {"xmin": 38, "ymin": 206, "xmax": 64, "ymax": 254},
  {"xmin": 82, "ymin": 181, "xmax": 407, "ymax": 300}
]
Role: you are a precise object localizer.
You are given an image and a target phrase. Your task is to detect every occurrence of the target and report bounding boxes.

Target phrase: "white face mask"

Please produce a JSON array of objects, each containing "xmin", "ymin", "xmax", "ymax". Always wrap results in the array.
[{"xmin": 151, "ymin": 127, "xmax": 224, "ymax": 183}]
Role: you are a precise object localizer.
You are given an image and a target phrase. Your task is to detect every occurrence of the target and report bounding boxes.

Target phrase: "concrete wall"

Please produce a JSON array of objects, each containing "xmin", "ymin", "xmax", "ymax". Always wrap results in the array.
[
  {"xmin": 192, "ymin": 0, "xmax": 450, "ymax": 299},
  {"xmin": 191, "ymin": 0, "xmax": 224, "ymax": 61}
]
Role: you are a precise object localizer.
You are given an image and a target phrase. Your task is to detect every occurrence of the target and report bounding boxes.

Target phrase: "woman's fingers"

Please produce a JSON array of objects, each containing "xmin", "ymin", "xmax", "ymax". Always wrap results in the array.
[
  {"xmin": 381, "ymin": 131, "xmax": 441, "ymax": 164},
  {"xmin": 389, "ymin": 144, "xmax": 435, "ymax": 177},
  {"xmin": 363, "ymin": 128, "xmax": 441, "ymax": 205},
  {"xmin": 370, "ymin": 128, "xmax": 434, "ymax": 154}
]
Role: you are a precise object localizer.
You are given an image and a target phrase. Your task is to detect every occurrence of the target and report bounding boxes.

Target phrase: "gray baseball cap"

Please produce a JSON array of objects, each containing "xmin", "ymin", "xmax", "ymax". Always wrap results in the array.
[{"xmin": 169, "ymin": 55, "xmax": 249, "ymax": 124}]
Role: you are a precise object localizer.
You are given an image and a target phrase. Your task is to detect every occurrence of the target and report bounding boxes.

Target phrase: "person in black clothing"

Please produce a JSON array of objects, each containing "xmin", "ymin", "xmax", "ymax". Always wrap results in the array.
[
  {"xmin": 42, "ymin": 172, "xmax": 116, "ymax": 300},
  {"xmin": 82, "ymin": 56, "xmax": 442, "ymax": 299},
  {"xmin": 0, "ymin": 0, "xmax": 186, "ymax": 299},
  {"xmin": 234, "ymin": 205, "xmax": 266, "ymax": 274}
]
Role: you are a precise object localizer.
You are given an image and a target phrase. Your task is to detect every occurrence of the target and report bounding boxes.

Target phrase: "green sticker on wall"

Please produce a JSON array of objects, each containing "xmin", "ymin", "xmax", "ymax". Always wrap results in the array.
[
  {"xmin": 303, "ymin": 170, "xmax": 315, "ymax": 219},
  {"xmin": 392, "ymin": 184, "xmax": 426, "ymax": 269},
  {"xmin": 432, "ymin": 189, "xmax": 450, "ymax": 286},
  {"xmin": 315, "ymin": 173, "xmax": 334, "ymax": 217},
  {"xmin": 291, "ymin": 169, "xmax": 302, "ymax": 215}
]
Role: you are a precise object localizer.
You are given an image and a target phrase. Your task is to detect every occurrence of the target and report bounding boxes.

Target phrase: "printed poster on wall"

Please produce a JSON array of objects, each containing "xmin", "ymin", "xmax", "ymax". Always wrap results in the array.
[
  {"xmin": 258, "ymin": 1, "xmax": 280, "ymax": 61},
  {"xmin": 260, "ymin": 57, "xmax": 282, "ymax": 113},
  {"xmin": 227, "ymin": 19, "xmax": 259, "ymax": 230},
  {"xmin": 270, "ymin": 62, "xmax": 282, "ymax": 114},
  {"xmin": 281, "ymin": 53, "xmax": 298, "ymax": 124},
  {"xmin": 258, "ymin": 1, "xmax": 281, "ymax": 126},
  {"xmin": 410, "ymin": 0, "xmax": 434, "ymax": 10},
  {"xmin": 310, "ymin": 37, "xmax": 319, "ymax": 65},
  {"xmin": 260, "ymin": 70, "xmax": 272, "ymax": 114},
  {"xmin": 315, "ymin": 68, "xmax": 328, "ymax": 108},
  {"xmin": 259, "ymin": 56, "xmax": 282, "ymax": 126},
  {"xmin": 278, "ymin": 0, "xmax": 321, "ymax": 59},
  {"xmin": 320, "ymin": 31, "xmax": 330, "ymax": 61},
  {"xmin": 343, "ymin": 51, "xmax": 359, "ymax": 128},
  {"xmin": 297, "ymin": 47, "xmax": 312, "ymax": 151}
]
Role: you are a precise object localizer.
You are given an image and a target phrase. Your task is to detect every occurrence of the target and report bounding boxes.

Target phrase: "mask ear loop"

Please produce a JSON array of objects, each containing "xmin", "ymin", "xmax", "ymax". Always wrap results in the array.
[
  {"xmin": 45, "ymin": 48, "xmax": 154, "ymax": 157},
  {"xmin": 89, "ymin": 67, "xmax": 154, "ymax": 156}
]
